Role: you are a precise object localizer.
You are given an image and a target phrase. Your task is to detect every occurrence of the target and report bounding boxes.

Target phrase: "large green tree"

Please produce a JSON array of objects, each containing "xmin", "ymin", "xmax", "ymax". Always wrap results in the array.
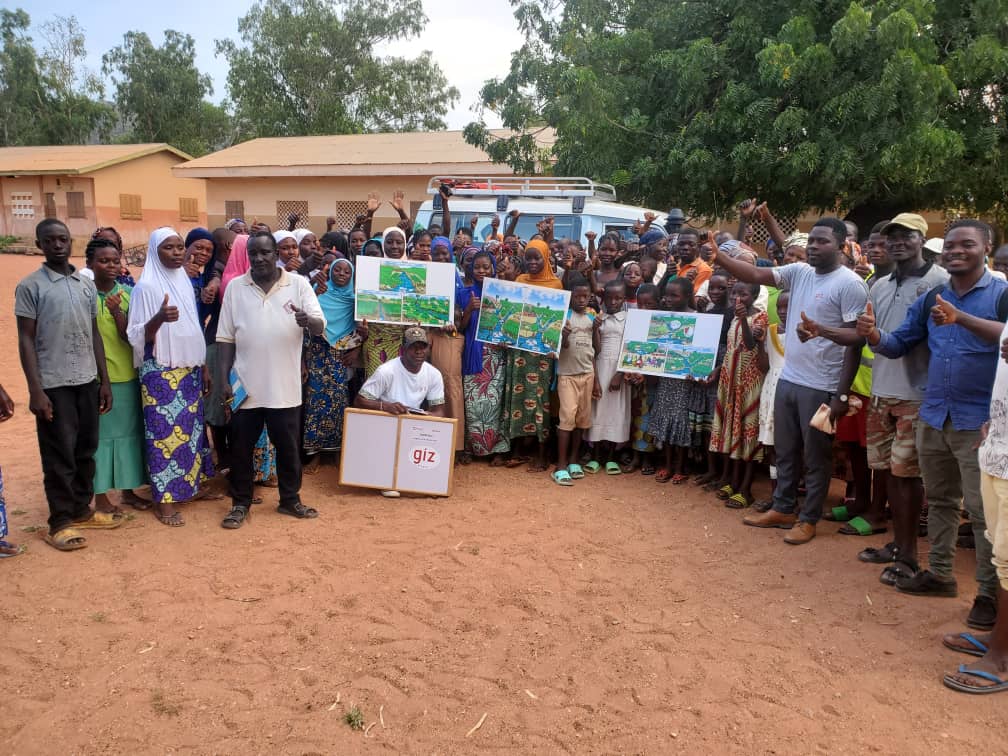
[
  {"xmin": 467, "ymin": 0, "xmax": 1008, "ymax": 225},
  {"xmin": 216, "ymin": 0, "xmax": 460, "ymax": 137},
  {"xmin": 102, "ymin": 30, "xmax": 233, "ymax": 156}
]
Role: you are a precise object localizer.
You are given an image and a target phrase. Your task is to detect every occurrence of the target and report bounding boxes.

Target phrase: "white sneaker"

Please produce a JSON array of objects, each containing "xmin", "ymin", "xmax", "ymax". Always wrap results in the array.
[{"xmin": 380, "ymin": 490, "xmax": 401, "ymax": 498}]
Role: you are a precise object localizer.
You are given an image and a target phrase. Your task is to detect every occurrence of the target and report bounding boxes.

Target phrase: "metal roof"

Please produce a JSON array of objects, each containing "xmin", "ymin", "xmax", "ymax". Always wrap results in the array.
[{"xmin": 0, "ymin": 143, "xmax": 194, "ymax": 176}]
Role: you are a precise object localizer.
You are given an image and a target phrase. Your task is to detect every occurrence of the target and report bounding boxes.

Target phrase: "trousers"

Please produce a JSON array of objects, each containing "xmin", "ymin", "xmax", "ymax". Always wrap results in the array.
[
  {"xmin": 229, "ymin": 406, "xmax": 302, "ymax": 510},
  {"xmin": 771, "ymin": 379, "xmax": 835, "ymax": 524}
]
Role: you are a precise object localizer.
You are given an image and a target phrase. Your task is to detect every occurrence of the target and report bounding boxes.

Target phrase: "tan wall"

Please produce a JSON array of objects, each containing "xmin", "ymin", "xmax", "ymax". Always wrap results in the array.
[
  {"xmin": 91, "ymin": 151, "xmax": 207, "ymax": 248},
  {"xmin": 0, "ymin": 176, "xmax": 46, "ymax": 238},
  {"xmin": 204, "ymin": 175, "xmax": 432, "ymax": 235}
]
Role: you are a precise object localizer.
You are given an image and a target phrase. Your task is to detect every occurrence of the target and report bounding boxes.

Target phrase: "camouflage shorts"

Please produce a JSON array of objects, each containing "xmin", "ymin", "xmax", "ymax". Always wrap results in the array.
[{"xmin": 866, "ymin": 397, "xmax": 921, "ymax": 478}]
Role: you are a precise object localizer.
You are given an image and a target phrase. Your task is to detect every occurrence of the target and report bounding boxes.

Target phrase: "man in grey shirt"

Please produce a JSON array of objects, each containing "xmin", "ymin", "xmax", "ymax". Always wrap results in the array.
[{"xmin": 16, "ymin": 219, "xmax": 115, "ymax": 551}]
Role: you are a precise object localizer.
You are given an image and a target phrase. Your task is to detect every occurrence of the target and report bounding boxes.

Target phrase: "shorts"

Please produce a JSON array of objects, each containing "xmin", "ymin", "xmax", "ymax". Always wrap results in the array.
[
  {"xmin": 980, "ymin": 472, "xmax": 1008, "ymax": 590},
  {"xmin": 835, "ymin": 392, "xmax": 868, "ymax": 446},
  {"xmin": 557, "ymin": 372, "xmax": 594, "ymax": 431},
  {"xmin": 866, "ymin": 397, "xmax": 921, "ymax": 478}
]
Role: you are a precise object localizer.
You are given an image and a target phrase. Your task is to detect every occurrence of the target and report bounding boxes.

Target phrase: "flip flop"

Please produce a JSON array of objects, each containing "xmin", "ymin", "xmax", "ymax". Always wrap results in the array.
[
  {"xmin": 552, "ymin": 469, "xmax": 574, "ymax": 486},
  {"xmin": 73, "ymin": 511, "xmax": 125, "ymax": 529},
  {"xmin": 823, "ymin": 505, "xmax": 851, "ymax": 522},
  {"xmin": 605, "ymin": 461, "xmax": 622, "ymax": 475},
  {"xmin": 725, "ymin": 493, "xmax": 750, "ymax": 509},
  {"xmin": 838, "ymin": 516, "xmax": 887, "ymax": 536},
  {"xmin": 943, "ymin": 633, "xmax": 989, "ymax": 658},
  {"xmin": 568, "ymin": 463, "xmax": 585, "ymax": 479},
  {"xmin": 943, "ymin": 665, "xmax": 1008, "ymax": 695},
  {"xmin": 715, "ymin": 484, "xmax": 734, "ymax": 500},
  {"xmin": 0, "ymin": 540, "xmax": 25, "ymax": 558},
  {"xmin": 655, "ymin": 468, "xmax": 672, "ymax": 483},
  {"xmin": 43, "ymin": 528, "xmax": 87, "ymax": 551},
  {"xmin": 583, "ymin": 461, "xmax": 601, "ymax": 474},
  {"xmin": 671, "ymin": 473, "xmax": 689, "ymax": 485}
]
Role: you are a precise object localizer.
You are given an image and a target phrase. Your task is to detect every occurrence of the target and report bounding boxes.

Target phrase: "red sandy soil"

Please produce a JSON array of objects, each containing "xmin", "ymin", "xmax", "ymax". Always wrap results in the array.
[{"xmin": 0, "ymin": 252, "xmax": 1003, "ymax": 754}]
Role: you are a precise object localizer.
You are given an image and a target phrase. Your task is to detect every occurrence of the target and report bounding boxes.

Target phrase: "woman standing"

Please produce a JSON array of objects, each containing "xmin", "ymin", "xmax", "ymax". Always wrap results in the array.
[
  {"xmin": 126, "ymin": 228, "xmax": 215, "ymax": 526},
  {"xmin": 303, "ymin": 258, "xmax": 361, "ymax": 472},
  {"xmin": 361, "ymin": 228, "xmax": 409, "ymax": 377}
]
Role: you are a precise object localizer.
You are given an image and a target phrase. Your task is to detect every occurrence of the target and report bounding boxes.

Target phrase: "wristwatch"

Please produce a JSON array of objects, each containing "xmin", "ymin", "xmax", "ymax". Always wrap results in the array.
[{"xmin": 839, "ymin": 394, "xmax": 849, "ymax": 402}]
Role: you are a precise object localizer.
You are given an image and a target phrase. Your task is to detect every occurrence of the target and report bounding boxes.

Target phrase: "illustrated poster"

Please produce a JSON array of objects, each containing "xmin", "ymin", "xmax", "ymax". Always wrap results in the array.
[
  {"xmin": 354, "ymin": 257, "xmax": 456, "ymax": 327},
  {"xmin": 475, "ymin": 278, "xmax": 571, "ymax": 355},
  {"xmin": 616, "ymin": 308, "xmax": 725, "ymax": 379}
]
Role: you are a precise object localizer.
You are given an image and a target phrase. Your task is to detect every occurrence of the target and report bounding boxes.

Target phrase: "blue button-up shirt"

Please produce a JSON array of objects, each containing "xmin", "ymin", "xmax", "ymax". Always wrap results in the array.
[{"xmin": 874, "ymin": 271, "xmax": 1008, "ymax": 431}]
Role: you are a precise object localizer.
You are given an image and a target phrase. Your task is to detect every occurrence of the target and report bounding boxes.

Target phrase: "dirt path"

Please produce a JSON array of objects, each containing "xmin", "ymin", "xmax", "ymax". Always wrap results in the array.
[{"xmin": 0, "ymin": 253, "xmax": 1001, "ymax": 754}]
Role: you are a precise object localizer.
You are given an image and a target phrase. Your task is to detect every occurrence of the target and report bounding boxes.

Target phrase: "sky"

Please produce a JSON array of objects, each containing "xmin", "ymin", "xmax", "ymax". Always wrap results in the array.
[{"xmin": 19, "ymin": 0, "xmax": 525, "ymax": 130}]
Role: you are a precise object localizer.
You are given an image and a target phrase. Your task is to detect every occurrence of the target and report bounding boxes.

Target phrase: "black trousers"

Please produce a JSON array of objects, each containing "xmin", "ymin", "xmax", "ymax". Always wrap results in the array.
[
  {"xmin": 228, "ymin": 406, "xmax": 302, "ymax": 509},
  {"xmin": 36, "ymin": 381, "xmax": 100, "ymax": 533}
]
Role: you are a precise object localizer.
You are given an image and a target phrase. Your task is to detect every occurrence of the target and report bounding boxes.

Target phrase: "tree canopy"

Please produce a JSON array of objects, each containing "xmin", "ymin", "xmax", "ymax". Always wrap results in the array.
[
  {"xmin": 216, "ymin": 0, "xmax": 460, "ymax": 137},
  {"xmin": 466, "ymin": 0, "xmax": 1008, "ymax": 223}
]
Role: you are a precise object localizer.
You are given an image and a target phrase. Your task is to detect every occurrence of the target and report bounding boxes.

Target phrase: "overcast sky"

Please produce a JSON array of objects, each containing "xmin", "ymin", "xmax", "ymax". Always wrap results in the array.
[{"xmin": 20, "ymin": 0, "xmax": 524, "ymax": 130}]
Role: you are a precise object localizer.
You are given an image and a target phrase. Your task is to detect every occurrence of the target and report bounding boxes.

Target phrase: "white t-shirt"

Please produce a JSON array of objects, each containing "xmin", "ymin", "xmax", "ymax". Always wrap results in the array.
[
  {"xmin": 979, "ymin": 319, "xmax": 1008, "ymax": 479},
  {"xmin": 359, "ymin": 358, "xmax": 445, "ymax": 410},
  {"xmin": 216, "ymin": 270, "xmax": 326, "ymax": 409},
  {"xmin": 773, "ymin": 262, "xmax": 868, "ymax": 392}
]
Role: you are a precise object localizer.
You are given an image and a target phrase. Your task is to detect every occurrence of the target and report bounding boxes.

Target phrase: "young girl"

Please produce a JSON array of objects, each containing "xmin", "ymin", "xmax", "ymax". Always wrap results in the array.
[
  {"xmin": 459, "ymin": 250, "xmax": 510, "ymax": 464},
  {"xmin": 505, "ymin": 240, "xmax": 560, "ymax": 472},
  {"xmin": 709, "ymin": 282, "xmax": 768, "ymax": 508},
  {"xmin": 592, "ymin": 235, "xmax": 621, "ymax": 295},
  {"xmin": 428, "ymin": 237, "xmax": 466, "ymax": 461},
  {"xmin": 629, "ymin": 284, "xmax": 659, "ymax": 473},
  {"xmin": 649, "ymin": 277, "xmax": 699, "ymax": 483},
  {"xmin": 585, "ymin": 280, "xmax": 632, "ymax": 472},
  {"xmin": 694, "ymin": 271, "xmax": 731, "ymax": 487},
  {"xmin": 621, "ymin": 261, "xmax": 643, "ymax": 308},
  {"xmin": 753, "ymin": 290, "xmax": 789, "ymax": 512},
  {"xmin": 410, "ymin": 231, "xmax": 433, "ymax": 261},
  {"xmin": 89, "ymin": 239, "xmax": 148, "ymax": 514}
]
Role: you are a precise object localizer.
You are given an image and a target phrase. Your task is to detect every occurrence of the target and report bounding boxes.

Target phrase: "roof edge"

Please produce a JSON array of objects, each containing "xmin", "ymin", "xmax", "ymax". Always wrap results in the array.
[
  {"xmin": 172, "ymin": 163, "xmax": 519, "ymax": 179},
  {"xmin": 82, "ymin": 144, "xmax": 194, "ymax": 174}
]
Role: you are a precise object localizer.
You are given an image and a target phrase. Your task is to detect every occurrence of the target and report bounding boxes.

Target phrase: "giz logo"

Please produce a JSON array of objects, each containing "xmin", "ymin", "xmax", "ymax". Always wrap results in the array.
[{"xmin": 411, "ymin": 447, "xmax": 439, "ymax": 469}]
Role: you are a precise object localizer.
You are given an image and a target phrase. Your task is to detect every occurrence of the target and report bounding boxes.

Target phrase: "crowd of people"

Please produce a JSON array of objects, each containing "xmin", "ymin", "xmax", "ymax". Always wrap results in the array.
[{"xmin": 4, "ymin": 187, "xmax": 1008, "ymax": 695}]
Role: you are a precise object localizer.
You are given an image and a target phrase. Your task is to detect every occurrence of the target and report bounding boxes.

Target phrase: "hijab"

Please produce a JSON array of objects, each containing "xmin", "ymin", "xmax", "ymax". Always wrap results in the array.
[
  {"xmin": 292, "ymin": 228, "xmax": 313, "ymax": 244},
  {"xmin": 433, "ymin": 235, "xmax": 465, "ymax": 298},
  {"xmin": 318, "ymin": 258, "xmax": 356, "ymax": 347},
  {"xmin": 382, "ymin": 226, "xmax": 406, "ymax": 257},
  {"xmin": 273, "ymin": 230, "xmax": 296, "ymax": 245},
  {"xmin": 362, "ymin": 238, "xmax": 383, "ymax": 257},
  {"xmin": 126, "ymin": 227, "xmax": 206, "ymax": 369},
  {"xmin": 460, "ymin": 249, "xmax": 496, "ymax": 376},
  {"xmin": 220, "ymin": 234, "xmax": 250, "ymax": 298},
  {"xmin": 516, "ymin": 239, "xmax": 562, "ymax": 289}
]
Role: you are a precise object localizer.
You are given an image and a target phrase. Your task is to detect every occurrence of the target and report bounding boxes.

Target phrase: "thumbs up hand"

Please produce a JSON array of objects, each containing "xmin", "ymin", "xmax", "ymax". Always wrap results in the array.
[
  {"xmin": 931, "ymin": 294, "xmax": 958, "ymax": 326},
  {"xmin": 856, "ymin": 301, "xmax": 876, "ymax": 338},
  {"xmin": 796, "ymin": 310, "xmax": 819, "ymax": 343},
  {"xmin": 159, "ymin": 293, "xmax": 179, "ymax": 323},
  {"xmin": 291, "ymin": 303, "xmax": 309, "ymax": 328}
]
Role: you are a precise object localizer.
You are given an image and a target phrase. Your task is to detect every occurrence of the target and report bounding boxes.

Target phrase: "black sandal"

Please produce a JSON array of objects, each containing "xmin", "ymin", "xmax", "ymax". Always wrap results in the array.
[
  {"xmin": 880, "ymin": 558, "xmax": 919, "ymax": 586},
  {"xmin": 221, "ymin": 506, "xmax": 249, "ymax": 529},
  {"xmin": 277, "ymin": 502, "xmax": 318, "ymax": 519},
  {"xmin": 858, "ymin": 541, "xmax": 897, "ymax": 564}
]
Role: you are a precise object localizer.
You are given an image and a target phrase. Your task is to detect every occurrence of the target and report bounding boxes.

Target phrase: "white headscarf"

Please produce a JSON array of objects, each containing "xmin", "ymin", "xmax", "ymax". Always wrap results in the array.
[
  {"xmin": 292, "ymin": 228, "xmax": 313, "ymax": 244},
  {"xmin": 273, "ymin": 230, "xmax": 296, "ymax": 244},
  {"xmin": 382, "ymin": 226, "xmax": 405, "ymax": 257},
  {"xmin": 126, "ymin": 227, "xmax": 207, "ymax": 369}
]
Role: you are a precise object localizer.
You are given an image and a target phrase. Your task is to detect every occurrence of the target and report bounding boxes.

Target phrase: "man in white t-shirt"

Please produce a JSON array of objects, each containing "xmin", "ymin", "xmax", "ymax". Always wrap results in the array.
[{"xmin": 356, "ymin": 327, "xmax": 446, "ymax": 497}]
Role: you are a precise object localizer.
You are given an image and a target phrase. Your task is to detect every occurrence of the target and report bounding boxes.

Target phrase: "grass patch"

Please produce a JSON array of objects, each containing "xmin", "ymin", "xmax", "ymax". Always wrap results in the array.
[
  {"xmin": 20, "ymin": 525, "xmax": 42, "ymax": 533},
  {"xmin": 151, "ymin": 689, "xmax": 180, "ymax": 717},
  {"xmin": 10, "ymin": 509, "xmax": 26, "ymax": 516},
  {"xmin": 344, "ymin": 706, "xmax": 364, "ymax": 730}
]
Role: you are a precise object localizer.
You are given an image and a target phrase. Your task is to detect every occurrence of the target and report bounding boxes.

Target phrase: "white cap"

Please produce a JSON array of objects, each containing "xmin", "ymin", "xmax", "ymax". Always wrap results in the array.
[{"xmin": 924, "ymin": 237, "xmax": 944, "ymax": 256}]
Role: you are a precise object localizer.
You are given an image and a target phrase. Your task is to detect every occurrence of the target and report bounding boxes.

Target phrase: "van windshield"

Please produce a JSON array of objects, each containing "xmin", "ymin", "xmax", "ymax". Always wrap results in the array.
[{"xmin": 427, "ymin": 213, "xmax": 580, "ymax": 245}]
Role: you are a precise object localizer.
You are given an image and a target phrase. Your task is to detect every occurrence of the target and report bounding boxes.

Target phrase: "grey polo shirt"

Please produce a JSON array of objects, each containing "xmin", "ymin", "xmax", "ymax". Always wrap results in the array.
[
  {"xmin": 869, "ymin": 262, "xmax": 949, "ymax": 400},
  {"xmin": 14, "ymin": 264, "xmax": 98, "ymax": 389}
]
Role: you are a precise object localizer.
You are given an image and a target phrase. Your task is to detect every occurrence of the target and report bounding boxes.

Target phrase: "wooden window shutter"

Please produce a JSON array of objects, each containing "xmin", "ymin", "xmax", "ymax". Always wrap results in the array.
[
  {"xmin": 224, "ymin": 200, "xmax": 245, "ymax": 220},
  {"xmin": 66, "ymin": 191, "xmax": 86, "ymax": 219},
  {"xmin": 119, "ymin": 194, "xmax": 142, "ymax": 220},
  {"xmin": 179, "ymin": 197, "xmax": 199, "ymax": 222}
]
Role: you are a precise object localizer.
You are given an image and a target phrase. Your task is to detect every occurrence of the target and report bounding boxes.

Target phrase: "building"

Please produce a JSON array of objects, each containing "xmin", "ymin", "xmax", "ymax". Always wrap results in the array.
[
  {"xmin": 171, "ymin": 130, "xmax": 556, "ymax": 234},
  {"xmin": 0, "ymin": 143, "xmax": 207, "ymax": 247}
]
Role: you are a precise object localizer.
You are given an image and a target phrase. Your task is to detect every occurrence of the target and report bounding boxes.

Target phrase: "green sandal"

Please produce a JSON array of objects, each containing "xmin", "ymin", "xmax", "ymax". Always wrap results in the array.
[
  {"xmin": 583, "ymin": 461, "xmax": 601, "ymax": 474},
  {"xmin": 552, "ymin": 469, "xmax": 574, "ymax": 486},
  {"xmin": 605, "ymin": 461, "xmax": 621, "ymax": 475},
  {"xmin": 715, "ymin": 484, "xmax": 734, "ymax": 500},
  {"xmin": 725, "ymin": 493, "xmax": 750, "ymax": 509},
  {"xmin": 568, "ymin": 463, "xmax": 586, "ymax": 479},
  {"xmin": 838, "ymin": 516, "xmax": 887, "ymax": 536},
  {"xmin": 823, "ymin": 504, "xmax": 852, "ymax": 522}
]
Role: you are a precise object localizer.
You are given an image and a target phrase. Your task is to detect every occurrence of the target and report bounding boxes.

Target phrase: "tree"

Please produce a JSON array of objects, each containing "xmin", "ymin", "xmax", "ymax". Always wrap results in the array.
[
  {"xmin": 467, "ymin": 0, "xmax": 1008, "ymax": 225},
  {"xmin": 216, "ymin": 0, "xmax": 460, "ymax": 137},
  {"xmin": 103, "ymin": 30, "xmax": 233, "ymax": 156}
]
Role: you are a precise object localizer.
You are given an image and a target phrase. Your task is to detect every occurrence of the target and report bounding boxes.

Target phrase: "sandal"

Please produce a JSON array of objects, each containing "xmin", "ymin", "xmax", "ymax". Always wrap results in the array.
[
  {"xmin": 552, "ymin": 469, "xmax": 574, "ymax": 486},
  {"xmin": 671, "ymin": 473, "xmax": 689, "ymax": 485},
  {"xmin": 0, "ymin": 540, "xmax": 24, "ymax": 558},
  {"xmin": 605, "ymin": 461, "xmax": 622, "ymax": 475},
  {"xmin": 568, "ymin": 463, "xmax": 585, "ymax": 479},
  {"xmin": 74, "ymin": 511, "xmax": 126, "ymax": 529},
  {"xmin": 880, "ymin": 558, "xmax": 919, "ymax": 586},
  {"xmin": 858, "ymin": 541, "xmax": 897, "ymax": 564},
  {"xmin": 838, "ymin": 516, "xmax": 887, "ymax": 536},
  {"xmin": 943, "ymin": 632, "xmax": 990, "ymax": 658},
  {"xmin": 277, "ymin": 502, "xmax": 319, "ymax": 519},
  {"xmin": 943, "ymin": 664, "xmax": 1008, "ymax": 695},
  {"xmin": 583, "ymin": 461, "xmax": 601, "ymax": 474},
  {"xmin": 43, "ymin": 527, "xmax": 87, "ymax": 551},
  {"xmin": 221, "ymin": 506, "xmax": 250, "ymax": 529},
  {"xmin": 715, "ymin": 484, "xmax": 734, "ymax": 500},
  {"xmin": 823, "ymin": 504, "xmax": 853, "ymax": 522},
  {"xmin": 725, "ymin": 492, "xmax": 750, "ymax": 509},
  {"xmin": 640, "ymin": 462, "xmax": 655, "ymax": 476},
  {"xmin": 655, "ymin": 468, "xmax": 672, "ymax": 483},
  {"xmin": 154, "ymin": 508, "xmax": 185, "ymax": 527}
]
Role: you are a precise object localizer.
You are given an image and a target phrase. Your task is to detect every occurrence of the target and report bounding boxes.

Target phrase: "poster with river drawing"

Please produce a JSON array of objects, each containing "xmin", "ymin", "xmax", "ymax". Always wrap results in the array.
[
  {"xmin": 475, "ymin": 278, "xmax": 571, "ymax": 356},
  {"xmin": 617, "ymin": 309, "xmax": 725, "ymax": 379},
  {"xmin": 354, "ymin": 257, "xmax": 456, "ymax": 327}
]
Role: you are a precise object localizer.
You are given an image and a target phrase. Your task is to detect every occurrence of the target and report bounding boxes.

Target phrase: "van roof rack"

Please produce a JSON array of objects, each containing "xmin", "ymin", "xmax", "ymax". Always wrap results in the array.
[{"xmin": 427, "ymin": 176, "xmax": 618, "ymax": 201}]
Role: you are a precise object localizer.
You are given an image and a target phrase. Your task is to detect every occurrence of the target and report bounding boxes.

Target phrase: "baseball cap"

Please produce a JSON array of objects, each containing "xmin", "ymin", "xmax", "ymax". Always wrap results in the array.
[
  {"xmin": 924, "ymin": 237, "xmax": 944, "ymax": 256},
  {"xmin": 883, "ymin": 213, "xmax": 928, "ymax": 236},
  {"xmin": 403, "ymin": 326, "xmax": 429, "ymax": 347}
]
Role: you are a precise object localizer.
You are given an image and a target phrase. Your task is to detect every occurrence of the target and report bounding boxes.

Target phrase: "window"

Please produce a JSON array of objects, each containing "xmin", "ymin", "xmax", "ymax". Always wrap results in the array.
[
  {"xmin": 66, "ymin": 191, "xmax": 86, "ymax": 219},
  {"xmin": 11, "ymin": 193, "xmax": 34, "ymax": 219},
  {"xmin": 119, "ymin": 194, "xmax": 142, "ymax": 220},
  {"xmin": 224, "ymin": 200, "xmax": 244, "ymax": 221},
  {"xmin": 44, "ymin": 193, "xmax": 57, "ymax": 218},
  {"xmin": 276, "ymin": 200, "xmax": 309, "ymax": 229},
  {"xmin": 179, "ymin": 197, "xmax": 199, "ymax": 222},
  {"xmin": 333, "ymin": 200, "xmax": 367, "ymax": 230}
]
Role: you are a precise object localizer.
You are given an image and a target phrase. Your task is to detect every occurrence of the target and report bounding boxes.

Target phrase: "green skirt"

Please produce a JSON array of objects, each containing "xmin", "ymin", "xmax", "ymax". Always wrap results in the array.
[{"xmin": 94, "ymin": 379, "xmax": 148, "ymax": 494}]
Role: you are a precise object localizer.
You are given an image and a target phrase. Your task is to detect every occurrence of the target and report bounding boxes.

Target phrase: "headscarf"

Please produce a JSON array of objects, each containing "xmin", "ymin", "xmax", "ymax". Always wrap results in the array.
[
  {"xmin": 184, "ymin": 227, "xmax": 214, "ymax": 249},
  {"xmin": 126, "ymin": 227, "xmax": 207, "ymax": 369},
  {"xmin": 362, "ymin": 238, "xmax": 383, "ymax": 257},
  {"xmin": 516, "ymin": 239, "xmax": 563, "ymax": 289},
  {"xmin": 292, "ymin": 228, "xmax": 313, "ymax": 244},
  {"xmin": 639, "ymin": 228, "xmax": 668, "ymax": 247},
  {"xmin": 225, "ymin": 218, "xmax": 245, "ymax": 232},
  {"xmin": 220, "ymin": 234, "xmax": 250, "ymax": 297},
  {"xmin": 783, "ymin": 232, "xmax": 809, "ymax": 251},
  {"xmin": 432, "ymin": 235, "xmax": 452, "ymax": 258},
  {"xmin": 319, "ymin": 258, "xmax": 356, "ymax": 347},
  {"xmin": 460, "ymin": 249, "xmax": 495, "ymax": 376},
  {"xmin": 273, "ymin": 230, "xmax": 296, "ymax": 245},
  {"xmin": 382, "ymin": 226, "xmax": 406, "ymax": 257}
]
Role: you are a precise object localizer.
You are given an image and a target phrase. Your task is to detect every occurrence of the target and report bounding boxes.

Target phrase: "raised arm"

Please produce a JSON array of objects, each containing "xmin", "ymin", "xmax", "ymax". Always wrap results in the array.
[
  {"xmin": 503, "ymin": 209, "xmax": 520, "ymax": 239},
  {"xmin": 438, "ymin": 183, "xmax": 452, "ymax": 236},
  {"xmin": 757, "ymin": 202, "xmax": 788, "ymax": 249},
  {"xmin": 709, "ymin": 247, "xmax": 778, "ymax": 287}
]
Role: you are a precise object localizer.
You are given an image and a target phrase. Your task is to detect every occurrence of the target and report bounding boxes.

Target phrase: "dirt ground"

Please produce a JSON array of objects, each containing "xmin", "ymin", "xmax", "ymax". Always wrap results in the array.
[{"xmin": 1, "ymin": 252, "xmax": 1004, "ymax": 755}]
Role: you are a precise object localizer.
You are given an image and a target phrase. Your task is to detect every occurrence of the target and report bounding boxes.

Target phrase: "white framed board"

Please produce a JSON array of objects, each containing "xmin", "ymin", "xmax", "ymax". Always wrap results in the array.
[
  {"xmin": 338, "ymin": 409, "xmax": 458, "ymax": 496},
  {"xmin": 616, "ymin": 308, "xmax": 725, "ymax": 379},
  {"xmin": 353, "ymin": 256, "xmax": 457, "ymax": 328}
]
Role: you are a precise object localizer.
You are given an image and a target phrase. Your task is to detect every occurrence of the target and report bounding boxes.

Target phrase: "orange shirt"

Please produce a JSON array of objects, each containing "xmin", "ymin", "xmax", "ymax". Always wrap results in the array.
[{"xmin": 678, "ymin": 258, "xmax": 713, "ymax": 293}]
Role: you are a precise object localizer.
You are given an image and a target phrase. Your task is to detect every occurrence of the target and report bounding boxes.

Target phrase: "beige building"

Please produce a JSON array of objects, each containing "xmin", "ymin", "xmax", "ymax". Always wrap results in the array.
[
  {"xmin": 0, "ymin": 143, "xmax": 206, "ymax": 248},
  {"xmin": 172, "ymin": 130, "xmax": 555, "ymax": 234}
]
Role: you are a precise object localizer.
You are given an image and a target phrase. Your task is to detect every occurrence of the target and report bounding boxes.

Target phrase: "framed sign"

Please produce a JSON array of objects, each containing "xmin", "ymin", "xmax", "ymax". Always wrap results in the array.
[
  {"xmin": 338, "ymin": 409, "xmax": 458, "ymax": 496},
  {"xmin": 617, "ymin": 308, "xmax": 725, "ymax": 379},
  {"xmin": 354, "ymin": 257, "xmax": 457, "ymax": 328},
  {"xmin": 475, "ymin": 278, "xmax": 570, "ymax": 355}
]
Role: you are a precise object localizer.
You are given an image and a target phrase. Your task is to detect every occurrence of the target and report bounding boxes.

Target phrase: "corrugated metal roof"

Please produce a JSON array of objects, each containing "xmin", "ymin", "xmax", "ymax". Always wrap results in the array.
[
  {"xmin": 0, "ymin": 143, "xmax": 193, "ymax": 175},
  {"xmin": 172, "ymin": 129, "xmax": 556, "ymax": 178}
]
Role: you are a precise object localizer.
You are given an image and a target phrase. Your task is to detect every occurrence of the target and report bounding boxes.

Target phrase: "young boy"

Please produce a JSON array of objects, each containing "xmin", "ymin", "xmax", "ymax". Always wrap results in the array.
[
  {"xmin": 15, "ymin": 218, "xmax": 116, "ymax": 551},
  {"xmin": 553, "ymin": 276, "xmax": 596, "ymax": 485}
]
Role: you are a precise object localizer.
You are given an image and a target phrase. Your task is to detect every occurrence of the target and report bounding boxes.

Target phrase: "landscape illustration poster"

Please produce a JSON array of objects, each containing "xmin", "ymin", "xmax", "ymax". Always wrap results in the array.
[
  {"xmin": 354, "ymin": 257, "xmax": 456, "ymax": 327},
  {"xmin": 475, "ymin": 278, "xmax": 571, "ymax": 356},
  {"xmin": 617, "ymin": 309, "xmax": 725, "ymax": 379}
]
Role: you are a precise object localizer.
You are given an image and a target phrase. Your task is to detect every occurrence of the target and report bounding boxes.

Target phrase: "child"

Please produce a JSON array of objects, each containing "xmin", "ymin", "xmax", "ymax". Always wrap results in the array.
[
  {"xmin": 585, "ymin": 280, "xmax": 632, "ymax": 472},
  {"xmin": 629, "ymin": 284, "xmax": 659, "ymax": 473},
  {"xmin": 709, "ymin": 282, "xmax": 768, "ymax": 508},
  {"xmin": 89, "ymin": 239, "xmax": 148, "ymax": 513},
  {"xmin": 753, "ymin": 290, "xmax": 789, "ymax": 512},
  {"xmin": 621, "ymin": 262, "xmax": 644, "ymax": 308},
  {"xmin": 649, "ymin": 277, "xmax": 698, "ymax": 484},
  {"xmin": 592, "ymin": 236, "xmax": 621, "ymax": 295},
  {"xmin": 694, "ymin": 271, "xmax": 732, "ymax": 487},
  {"xmin": 553, "ymin": 276, "xmax": 596, "ymax": 485}
]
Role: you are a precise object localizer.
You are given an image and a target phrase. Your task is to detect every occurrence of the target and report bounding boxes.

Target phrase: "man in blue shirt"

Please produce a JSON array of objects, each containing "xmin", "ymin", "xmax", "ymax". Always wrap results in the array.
[{"xmin": 859, "ymin": 219, "xmax": 1005, "ymax": 629}]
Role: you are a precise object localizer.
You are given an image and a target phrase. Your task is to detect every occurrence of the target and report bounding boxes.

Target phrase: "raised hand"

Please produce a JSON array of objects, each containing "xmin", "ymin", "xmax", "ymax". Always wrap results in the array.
[
  {"xmin": 508, "ymin": 209, "xmax": 521, "ymax": 220},
  {"xmin": 356, "ymin": 319, "xmax": 369, "ymax": 341},
  {"xmin": 739, "ymin": 198, "xmax": 757, "ymax": 217},
  {"xmin": 931, "ymin": 294, "xmax": 958, "ymax": 326},
  {"xmin": 733, "ymin": 297, "xmax": 748, "ymax": 319},
  {"xmin": 391, "ymin": 189, "xmax": 405, "ymax": 212},
  {"xmin": 201, "ymin": 278, "xmax": 220, "ymax": 304},
  {"xmin": 584, "ymin": 230, "xmax": 597, "ymax": 242},
  {"xmin": 643, "ymin": 211, "xmax": 657, "ymax": 223},
  {"xmin": 796, "ymin": 310, "xmax": 819, "ymax": 342},
  {"xmin": 491, "ymin": 214, "xmax": 500, "ymax": 229},
  {"xmin": 292, "ymin": 304, "xmax": 309, "ymax": 328},
  {"xmin": 159, "ymin": 294, "xmax": 179, "ymax": 323},
  {"xmin": 366, "ymin": 191, "xmax": 380, "ymax": 213},
  {"xmin": 856, "ymin": 301, "xmax": 876, "ymax": 338},
  {"xmin": 469, "ymin": 215, "xmax": 479, "ymax": 230},
  {"xmin": 756, "ymin": 201, "xmax": 769, "ymax": 220}
]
